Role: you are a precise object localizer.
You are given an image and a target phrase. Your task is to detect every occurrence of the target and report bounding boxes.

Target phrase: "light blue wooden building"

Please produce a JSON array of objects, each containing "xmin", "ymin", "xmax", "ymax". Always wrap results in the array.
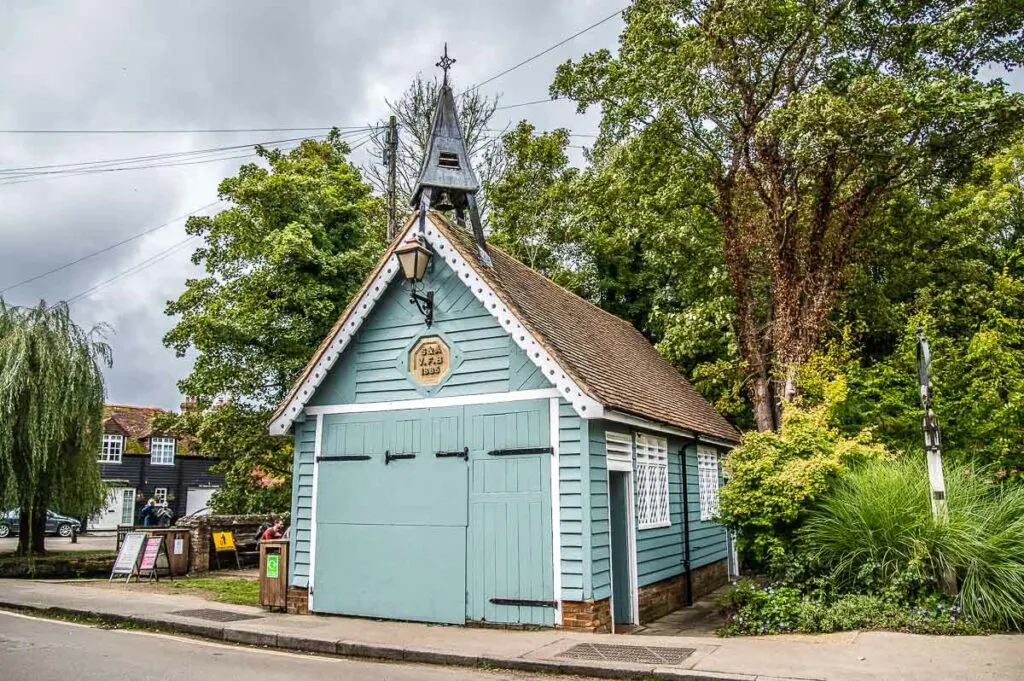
[{"xmin": 270, "ymin": 70, "xmax": 740, "ymax": 632}]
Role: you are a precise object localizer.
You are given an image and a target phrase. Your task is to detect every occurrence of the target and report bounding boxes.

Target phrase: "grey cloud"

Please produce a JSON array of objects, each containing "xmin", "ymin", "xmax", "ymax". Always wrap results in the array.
[{"xmin": 0, "ymin": 0, "xmax": 623, "ymax": 410}]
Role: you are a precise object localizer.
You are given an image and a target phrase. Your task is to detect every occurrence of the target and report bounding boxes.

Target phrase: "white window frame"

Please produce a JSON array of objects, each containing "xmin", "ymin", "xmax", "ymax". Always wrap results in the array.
[
  {"xmin": 635, "ymin": 433, "xmax": 670, "ymax": 529},
  {"xmin": 99, "ymin": 434, "xmax": 123, "ymax": 463},
  {"xmin": 697, "ymin": 444, "xmax": 721, "ymax": 521},
  {"xmin": 153, "ymin": 488, "xmax": 168, "ymax": 504},
  {"xmin": 150, "ymin": 437, "xmax": 176, "ymax": 466}
]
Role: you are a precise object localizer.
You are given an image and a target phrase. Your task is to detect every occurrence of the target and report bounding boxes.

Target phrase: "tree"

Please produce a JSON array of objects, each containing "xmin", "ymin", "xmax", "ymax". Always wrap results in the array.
[
  {"xmin": 553, "ymin": 0, "xmax": 1024, "ymax": 431},
  {"xmin": 163, "ymin": 132, "xmax": 385, "ymax": 511},
  {"xmin": 0, "ymin": 301, "xmax": 108, "ymax": 555},
  {"xmin": 485, "ymin": 122, "xmax": 579, "ymax": 273},
  {"xmin": 365, "ymin": 75, "xmax": 504, "ymax": 218}
]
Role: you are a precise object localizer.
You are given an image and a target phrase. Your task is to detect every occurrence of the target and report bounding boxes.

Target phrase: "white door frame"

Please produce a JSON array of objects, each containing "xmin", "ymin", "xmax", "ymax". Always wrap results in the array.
[
  {"xmin": 548, "ymin": 397, "xmax": 563, "ymax": 626},
  {"xmin": 308, "ymin": 413, "xmax": 323, "ymax": 612},
  {"xmin": 606, "ymin": 459, "xmax": 639, "ymax": 628}
]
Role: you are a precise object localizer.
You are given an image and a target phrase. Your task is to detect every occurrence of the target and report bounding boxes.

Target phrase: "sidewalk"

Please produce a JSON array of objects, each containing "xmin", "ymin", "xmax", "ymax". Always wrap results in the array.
[{"xmin": 0, "ymin": 579, "xmax": 1020, "ymax": 681}]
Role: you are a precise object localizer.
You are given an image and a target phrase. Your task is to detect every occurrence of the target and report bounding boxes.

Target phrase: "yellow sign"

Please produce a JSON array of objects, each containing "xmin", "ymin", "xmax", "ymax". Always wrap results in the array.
[
  {"xmin": 212, "ymin": 531, "xmax": 236, "ymax": 552},
  {"xmin": 409, "ymin": 336, "xmax": 451, "ymax": 385}
]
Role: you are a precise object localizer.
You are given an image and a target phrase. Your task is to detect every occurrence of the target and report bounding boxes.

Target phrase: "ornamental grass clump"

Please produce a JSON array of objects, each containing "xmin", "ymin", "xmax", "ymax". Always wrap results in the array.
[{"xmin": 801, "ymin": 457, "xmax": 1024, "ymax": 629}]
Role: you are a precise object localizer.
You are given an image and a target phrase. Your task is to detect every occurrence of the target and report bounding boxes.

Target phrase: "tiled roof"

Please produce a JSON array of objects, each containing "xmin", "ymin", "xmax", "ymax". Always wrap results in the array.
[
  {"xmin": 102, "ymin": 404, "xmax": 200, "ymax": 455},
  {"xmin": 434, "ymin": 215, "xmax": 740, "ymax": 443},
  {"xmin": 273, "ymin": 212, "xmax": 740, "ymax": 443},
  {"xmin": 103, "ymin": 405, "xmax": 166, "ymax": 440}
]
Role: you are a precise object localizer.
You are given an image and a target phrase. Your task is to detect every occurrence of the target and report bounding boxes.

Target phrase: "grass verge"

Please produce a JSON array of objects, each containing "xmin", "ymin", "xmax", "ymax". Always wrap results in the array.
[{"xmin": 170, "ymin": 576, "xmax": 259, "ymax": 606}]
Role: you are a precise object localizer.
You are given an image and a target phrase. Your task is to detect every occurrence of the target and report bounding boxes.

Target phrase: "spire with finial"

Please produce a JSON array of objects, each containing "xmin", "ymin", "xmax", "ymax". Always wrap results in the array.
[{"xmin": 411, "ymin": 45, "xmax": 491, "ymax": 267}]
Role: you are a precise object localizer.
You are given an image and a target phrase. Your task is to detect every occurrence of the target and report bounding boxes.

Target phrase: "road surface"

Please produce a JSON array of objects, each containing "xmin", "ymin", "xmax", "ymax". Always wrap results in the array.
[{"xmin": 0, "ymin": 610, "xmax": 576, "ymax": 681}]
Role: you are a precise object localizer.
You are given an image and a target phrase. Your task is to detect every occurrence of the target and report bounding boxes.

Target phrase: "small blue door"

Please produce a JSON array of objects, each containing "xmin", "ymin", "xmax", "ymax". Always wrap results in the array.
[
  {"xmin": 465, "ymin": 400, "xmax": 555, "ymax": 626},
  {"xmin": 313, "ymin": 407, "xmax": 468, "ymax": 624}
]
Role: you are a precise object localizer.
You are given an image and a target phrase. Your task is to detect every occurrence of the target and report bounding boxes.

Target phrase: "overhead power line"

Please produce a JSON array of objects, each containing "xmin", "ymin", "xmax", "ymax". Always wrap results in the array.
[
  {"xmin": 0, "ymin": 126, "xmax": 367, "ymax": 135},
  {"xmin": 1, "ymin": 200, "xmax": 223, "ymax": 295},
  {"xmin": 465, "ymin": 6, "xmax": 625, "ymax": 92},
  {"xmin": 66, "ymin": 234, "xmax": 200, "ymax": 305}
]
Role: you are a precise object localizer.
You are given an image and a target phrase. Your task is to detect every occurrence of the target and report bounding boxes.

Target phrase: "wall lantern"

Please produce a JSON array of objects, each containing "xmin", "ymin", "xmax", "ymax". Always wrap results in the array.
[{"xmin": 396, "ymin": 234, "xmax": 435, "ymax": 326}]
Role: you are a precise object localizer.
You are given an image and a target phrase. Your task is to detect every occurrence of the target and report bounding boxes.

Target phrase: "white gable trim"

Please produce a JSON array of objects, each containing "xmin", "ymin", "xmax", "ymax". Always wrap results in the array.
[
  {"xmin": 269, "ymin": 253, "xmax": 403, "ymax": 434},
  {"xmin": 421, "ymin": 217, "xmax": 604, "ymax": 420},
  {"xmin": 269, "ymin": 214, "xmax": 603, "ymax": 435}
]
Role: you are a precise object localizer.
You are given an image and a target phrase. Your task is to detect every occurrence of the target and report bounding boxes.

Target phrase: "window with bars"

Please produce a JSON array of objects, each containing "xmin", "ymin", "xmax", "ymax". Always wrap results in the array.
[
  {"xmin": 697, "ymin": 445, "xmax": 721, "ymax": 521},
  {"xmin": 99, "ymin": 434, "xmax": 123, "ymax": 463},
  {"xmin": 150, "ymin": 437, "xmax": 175, "ymax": 466},
  {"xmin": 636, "ymin": 433, "xmax": 670, "ymax": 529},
  {"xmin": 153, "ymin": 488, "xmax": 168, "ymax": 504}
]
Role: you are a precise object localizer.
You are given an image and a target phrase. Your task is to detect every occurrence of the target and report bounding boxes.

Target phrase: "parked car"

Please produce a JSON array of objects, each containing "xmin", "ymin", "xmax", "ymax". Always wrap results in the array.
[{"xmin": 0, "ymin": 510, "xmax": 82, "ymax": 538}]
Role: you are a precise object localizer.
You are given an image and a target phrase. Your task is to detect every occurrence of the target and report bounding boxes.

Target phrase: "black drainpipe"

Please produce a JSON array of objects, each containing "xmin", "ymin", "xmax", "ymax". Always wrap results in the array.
[{"xmin": 680, "ymin": 434, "xmax": 699, "ymax": 607}]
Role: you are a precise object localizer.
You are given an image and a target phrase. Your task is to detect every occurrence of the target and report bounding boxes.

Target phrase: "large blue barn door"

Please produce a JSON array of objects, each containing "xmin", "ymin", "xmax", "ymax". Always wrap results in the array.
[
  {"xmin": 465, "ymin": 400, "xmax": 555, "ymax": 626},
  {"xmin": 313, "ymin": 407, "xmax": 468, "ymax": 624}
]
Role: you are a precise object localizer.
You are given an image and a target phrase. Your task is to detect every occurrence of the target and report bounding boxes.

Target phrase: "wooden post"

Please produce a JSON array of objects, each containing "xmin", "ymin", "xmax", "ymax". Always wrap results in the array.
[{"xmin": 386, "ymin": 115, "xmax": 399, "ymax": 241}]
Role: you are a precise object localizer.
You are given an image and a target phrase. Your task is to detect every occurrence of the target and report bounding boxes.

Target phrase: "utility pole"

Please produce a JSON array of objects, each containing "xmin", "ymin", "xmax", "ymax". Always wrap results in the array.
[
  {"xmin": 385, "ymin": 115, "xmax": 399, "ymax": 241},
  {"xmin": 916, "ymin": 325, "xmax": 948, "ymax": 519}
]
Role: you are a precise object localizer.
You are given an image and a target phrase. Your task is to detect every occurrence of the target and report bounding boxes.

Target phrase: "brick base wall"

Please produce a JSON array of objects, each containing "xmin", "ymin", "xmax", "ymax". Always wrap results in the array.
[
  {"xmin": 561, "ymin": 598, "xmax": 611, "ymax": 633},
  {"xmin": 691, "ymin": 559, "xmax": 729, "ymax": 601},
  {"xmin": 637, "ymin": 559, "xmax": 730, "ymax": 624},
  {"xmin": 286, "ymin": 586, "xmax": 309, "ymax": 615}
]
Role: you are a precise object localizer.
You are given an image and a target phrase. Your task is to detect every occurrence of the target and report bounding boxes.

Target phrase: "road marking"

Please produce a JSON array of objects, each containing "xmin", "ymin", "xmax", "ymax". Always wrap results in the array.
[
  {"xmin": 0, "ymin": 609, "xmax": 335, "ymax": 663},
  {"xmin": 0, "ymin": 609, "xmax": 94, "ymax": 628}
]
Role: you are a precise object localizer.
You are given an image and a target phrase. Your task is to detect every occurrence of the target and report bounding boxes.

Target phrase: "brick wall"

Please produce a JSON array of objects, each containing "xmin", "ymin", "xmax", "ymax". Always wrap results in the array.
[
  {"xmin": 691, "ymin": 558, "xmax": 728, "ymax": 601},
  {"xmin": 561, "ymin": 598, "xmax": 611, "ymax": 633},
  {"xmin": 175, "ymin": 514, "xmax": 277, "ymax": 575},
  {"xmin": 286, "ymin": 586, "xmax": 309, "ymax": 615},
  {"xmin": 636, "ymin": 559, "xmax": 729, "ymax": 624}
]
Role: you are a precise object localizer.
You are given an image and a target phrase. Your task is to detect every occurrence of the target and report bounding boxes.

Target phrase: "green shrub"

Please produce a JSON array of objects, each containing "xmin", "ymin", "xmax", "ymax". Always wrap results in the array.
[
  {"xmin": 801, "ymin": 457, "xmax": 1024, "ymax": 629},
  {"xmin": 718, "ymin": 402, "xmax": 888, "ymax": 566},
  {"xmin": 720, "ymin": 581, "xmax": 982, "ymax": 636}
]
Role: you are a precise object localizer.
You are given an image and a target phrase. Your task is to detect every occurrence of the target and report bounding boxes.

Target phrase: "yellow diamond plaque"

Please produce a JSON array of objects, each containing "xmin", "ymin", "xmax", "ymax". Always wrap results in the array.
[{"xmin": 409, "ymin": 336, "xmax": 450, "ymax": 385}]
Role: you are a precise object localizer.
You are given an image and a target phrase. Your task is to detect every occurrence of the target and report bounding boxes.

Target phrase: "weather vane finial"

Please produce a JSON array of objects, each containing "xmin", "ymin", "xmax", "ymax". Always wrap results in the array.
[{"xmin": 436, "ymin": 43, "xmax": 456, "ymax": 86}]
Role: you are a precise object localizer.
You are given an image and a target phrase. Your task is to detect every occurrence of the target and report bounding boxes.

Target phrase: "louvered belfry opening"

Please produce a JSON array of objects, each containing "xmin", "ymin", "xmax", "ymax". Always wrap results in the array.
[{"xmin": 438, "ymin": 151, "xmax": 460, "ymax": 169}]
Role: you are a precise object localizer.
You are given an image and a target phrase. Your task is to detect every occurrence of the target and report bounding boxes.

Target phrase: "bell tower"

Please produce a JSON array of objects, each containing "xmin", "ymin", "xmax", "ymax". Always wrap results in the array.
[{"xmin": 410, "ymin": 45, "xmax": 492, "ymax": 267}]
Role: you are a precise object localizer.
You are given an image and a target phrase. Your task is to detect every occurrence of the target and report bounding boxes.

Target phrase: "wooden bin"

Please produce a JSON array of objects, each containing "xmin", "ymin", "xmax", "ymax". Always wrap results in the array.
[
  {"xmin": 144, "ymin": 528, "xmax": 190, "ymax": 576},
  {"xmin": 259, "ymin": 539, "xmax": 289, "ymax": 610}
]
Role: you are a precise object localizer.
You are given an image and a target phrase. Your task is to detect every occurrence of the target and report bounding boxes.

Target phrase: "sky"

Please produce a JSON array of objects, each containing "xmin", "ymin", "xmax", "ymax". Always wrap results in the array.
[{"xmin": 0, "ymin": 0, "xmax": 624, "ymax": 411}]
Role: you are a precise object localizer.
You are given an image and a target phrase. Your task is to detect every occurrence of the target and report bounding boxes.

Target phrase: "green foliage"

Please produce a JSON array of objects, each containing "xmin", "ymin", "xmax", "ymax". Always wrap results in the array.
[
  {"xmin": 720, "ymin": 581, "xmax": 980, "ymax": 636},
  {"xmin": 837, "ymin": 139, "xmax": 1024, "ymax": 475},
  {"xmin": 173, "ymin": 576, "xmax": 259, "ymax": 606},
  {"xmin": 552, "ymin": 0, "xmax": 1024, "ymax": 430},
  {"xmin": 0, "ymin": 301, "xmax": 109, "ymax": 555},
  {"xmin": 718, "ymin": 387, "xmax": 889, "ymax": 565},
  {"xmin": 486, "ymin": 122, "xmax": 578, "ymax": 275},
  {"xmin": 165, "ymin": 131, "xmax": 385, "ymax": 407},
  {"xmin": 801, "ymin": 458, "xmax": 1024, "ymax": 629},
  {"xmin": 163, "ymin": 132, "xmax": 384, "ymax": 510}
]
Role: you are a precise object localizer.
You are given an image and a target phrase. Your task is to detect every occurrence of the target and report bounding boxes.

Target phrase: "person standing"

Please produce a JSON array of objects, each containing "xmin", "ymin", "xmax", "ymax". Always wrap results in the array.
[
  {"xmin": 156, "ymin": 500, "xmax": 173, "ymax": 527},
  {"xmin": 139, "ymin": 498, "xmax": 156, "ymax": 527}
]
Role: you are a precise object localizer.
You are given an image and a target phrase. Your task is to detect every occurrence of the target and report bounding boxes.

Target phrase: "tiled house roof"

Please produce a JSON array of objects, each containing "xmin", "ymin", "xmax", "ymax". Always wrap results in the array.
[
  {"xmin": 102, "ymin": 404, "xmax": 198, "ymax": 455},
  {"xmin": 273, "ymin": 212, "xmax": 741, "ymax": 443}
]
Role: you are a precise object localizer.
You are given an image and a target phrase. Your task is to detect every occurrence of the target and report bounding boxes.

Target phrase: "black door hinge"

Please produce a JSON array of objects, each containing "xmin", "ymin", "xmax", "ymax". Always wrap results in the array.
[
  {"xmin": 385, "ymin": 450, "xmax": 416, "ymax": 465},
  {"xmin": 489, "ymin": 598, "xmax": 557, "ymax": 608},
  {"xmin": 487, "ymin": 446, "xmax": 553, "ymax": 456},
  {"xmin": 317, "ymin": 455, "xmax": 371, "ymax": 462},
  {"xmin": 435, "ymin": 447, "xmax": 469, "ymax": 460}
]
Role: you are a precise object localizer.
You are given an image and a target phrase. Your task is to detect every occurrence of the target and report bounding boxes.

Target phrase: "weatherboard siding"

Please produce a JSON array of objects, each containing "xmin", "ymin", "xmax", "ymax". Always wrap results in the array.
[
  {"xmin": 292, "ymin": 256, "xmax": 561, "ymax": 590},
  {"xmin": 588, "ymin": 422, "xmax": 729, "ymax": 596},
  {"xmin": 559, "ymin": 400, "xmax": 587, "ymax": 601},
  {"xmin": 288, "ymin": 417, "xmax": 316, "ymax": 588},
  {"xmin": 683, "ymin": 442, "xmax": 728, "ymax": 570},
  {"xmin": 308, "ymin": 259, "xmax": 547, "ymax": 407}
]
